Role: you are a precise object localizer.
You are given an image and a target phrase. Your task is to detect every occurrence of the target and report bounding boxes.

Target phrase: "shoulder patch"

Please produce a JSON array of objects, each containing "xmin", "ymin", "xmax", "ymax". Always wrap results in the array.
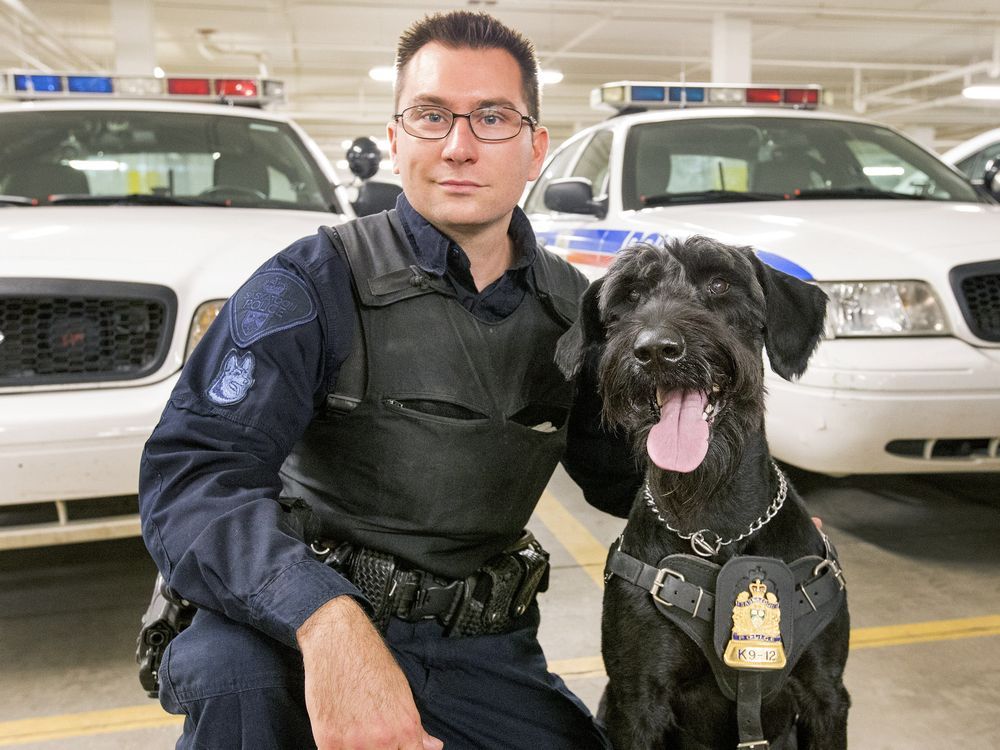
[
  {"xmin": 231, "ymin": 269, "xmax": 317, "ymax": 347},
  {"xmin": 207, "ymin": 350, "xmax": 256, "ymax": 406}
]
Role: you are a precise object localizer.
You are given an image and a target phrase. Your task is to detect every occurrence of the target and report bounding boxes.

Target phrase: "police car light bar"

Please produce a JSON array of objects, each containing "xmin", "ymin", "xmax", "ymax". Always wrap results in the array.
[
  {"xmin": 591, "ymin": 81, "xmax": 821, "ymax": 112},
  {"xmin": 0, "ymin": 71, "xmax": 285, "ymax": 105}
]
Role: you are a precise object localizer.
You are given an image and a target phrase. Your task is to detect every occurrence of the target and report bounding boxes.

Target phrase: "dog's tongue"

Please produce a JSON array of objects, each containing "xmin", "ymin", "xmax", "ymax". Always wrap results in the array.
[{"xmin": 646, "ymin": 389, "xmax": 710, "ymax": 472}]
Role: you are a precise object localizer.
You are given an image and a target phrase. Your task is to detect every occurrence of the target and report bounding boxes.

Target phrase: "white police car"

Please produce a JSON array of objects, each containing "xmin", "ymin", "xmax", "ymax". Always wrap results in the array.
[
  {"xmin": 0, "ymin": 71, "xmax": 357, "ymax": 548},
  {"xmin": 525, "ymin": 81, "xmax": 1000, "ymax": 476}
]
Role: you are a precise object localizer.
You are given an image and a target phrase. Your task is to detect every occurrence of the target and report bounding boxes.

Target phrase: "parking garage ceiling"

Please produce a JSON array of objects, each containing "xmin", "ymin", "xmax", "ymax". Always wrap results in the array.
[{"xmin": 3, "ymin": 0, "xmax": 1000, "ymax": 159}]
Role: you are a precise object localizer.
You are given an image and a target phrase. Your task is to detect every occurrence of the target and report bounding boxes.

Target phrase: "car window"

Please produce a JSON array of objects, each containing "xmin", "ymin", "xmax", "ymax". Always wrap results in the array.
[
  {"xmin": 620, "ymin": 116, "xmax": 981, "ymax": 210},
  {"xmin": 0, "ymin": 110, "xmax": 340, "ymax": 211},
  {"xmin": 955, "ymin": 142, "xmax": 1000, "ymax": 181},
  {"xmin": 570, "ymin": 130, "xmax": 614, "ymax": 197},
  {"xmin": 523, "ymin": 135, "xmax": 589, "ymax": 214}
]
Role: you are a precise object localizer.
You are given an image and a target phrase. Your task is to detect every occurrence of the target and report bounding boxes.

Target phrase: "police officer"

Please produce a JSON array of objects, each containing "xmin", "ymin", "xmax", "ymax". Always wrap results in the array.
[{"xmin": 139, "ymin": 10, "xmax": 636, "ymax": 750}]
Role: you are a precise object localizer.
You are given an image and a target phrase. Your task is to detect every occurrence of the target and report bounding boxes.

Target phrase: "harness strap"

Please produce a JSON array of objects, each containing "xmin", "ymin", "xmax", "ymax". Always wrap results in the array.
[
  {"xmin": 606, "ymin": 546, "xmax": 717, "ymax": 621},
  {"xmin": 607, "ymin": 546, "xmax": 845, "ymax": 622},
  {"xmin": 736, "ymin": 672, "xmax": 767, "ymax": 749}
]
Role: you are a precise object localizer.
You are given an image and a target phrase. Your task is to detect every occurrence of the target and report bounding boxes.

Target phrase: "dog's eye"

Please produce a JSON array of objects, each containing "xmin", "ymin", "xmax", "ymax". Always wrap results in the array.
[
  {"xmin": 626, "ymin": 289, "xmax": 641, "ymax": 303},
  {"xmin": 708, "ymin": 277, "xmax": 730, "ymax": 295}
]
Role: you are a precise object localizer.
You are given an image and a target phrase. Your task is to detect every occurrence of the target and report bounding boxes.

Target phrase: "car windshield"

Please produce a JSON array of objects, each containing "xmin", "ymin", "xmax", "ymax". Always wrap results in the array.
[
  {"xmin": 621, "ymin": 116, "xmax": 981, "ymax": 211},
  {"xmin": 0, "ymin": 109, "xmax": 340, "ymax": 212}
]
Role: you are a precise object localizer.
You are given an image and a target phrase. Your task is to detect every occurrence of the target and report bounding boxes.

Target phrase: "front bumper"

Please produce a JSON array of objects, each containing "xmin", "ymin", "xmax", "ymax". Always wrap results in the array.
[
  {"xmin": 765, "ymin": 337, "xmax": 1000, "ymax": 475},
  {"xmin": 0, "ymin": 374, "xmax": 179, "ymax": 548}
]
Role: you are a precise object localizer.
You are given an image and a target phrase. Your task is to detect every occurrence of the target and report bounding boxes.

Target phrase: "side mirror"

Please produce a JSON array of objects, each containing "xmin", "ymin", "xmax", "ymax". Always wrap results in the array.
[
  {"xmin": 543, "ymin": 177, "xmax": 607, "ymax": 218},
  {"xmin": 983, "ymin": 158, "xmax": 1000, "ymax": 198},
  {"xmin": 346, "ymin": 137, "xmax": 381, "ymax": 181}
]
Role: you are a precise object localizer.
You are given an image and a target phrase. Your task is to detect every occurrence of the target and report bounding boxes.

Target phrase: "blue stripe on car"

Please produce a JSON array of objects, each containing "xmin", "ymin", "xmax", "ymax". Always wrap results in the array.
[{"xmin": 536, "ymin": 227, "xmax": 812, "ymax": 280}]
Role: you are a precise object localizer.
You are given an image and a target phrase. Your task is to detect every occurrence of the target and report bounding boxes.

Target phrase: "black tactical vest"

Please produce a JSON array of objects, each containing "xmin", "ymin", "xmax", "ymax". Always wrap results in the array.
[{"xmin": 280, "ymin": 211, "xmax": 586, "ymax": 579}]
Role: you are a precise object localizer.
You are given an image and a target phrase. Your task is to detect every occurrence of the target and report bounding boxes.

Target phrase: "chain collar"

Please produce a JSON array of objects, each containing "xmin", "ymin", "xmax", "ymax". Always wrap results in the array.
[{"xmin": 642, "ymin": 460, "xmax": 788, "ymax": 558}]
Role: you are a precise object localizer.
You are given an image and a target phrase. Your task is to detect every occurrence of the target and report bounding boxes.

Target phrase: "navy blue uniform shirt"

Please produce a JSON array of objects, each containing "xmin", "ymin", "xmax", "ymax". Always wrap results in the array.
[{"xmin": 139, "ymin": 195, "xmax": 638, "ymax": 649}]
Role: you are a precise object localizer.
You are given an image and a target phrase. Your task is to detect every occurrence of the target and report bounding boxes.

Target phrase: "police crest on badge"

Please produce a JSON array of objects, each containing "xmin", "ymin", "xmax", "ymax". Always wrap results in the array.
[
  {"xmin": 723, "ymin": 577, "xmax": 787, "ymax": 670},
  {"xmin": 207, "ymin": 350, "xmax": 256, "ymax": 405}
]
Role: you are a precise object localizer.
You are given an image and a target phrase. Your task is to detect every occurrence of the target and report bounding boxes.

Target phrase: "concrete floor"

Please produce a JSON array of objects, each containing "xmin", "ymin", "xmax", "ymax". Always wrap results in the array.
[{"xmin": 1, "ymin": 465, "xmax": 998, "ymax": 749}]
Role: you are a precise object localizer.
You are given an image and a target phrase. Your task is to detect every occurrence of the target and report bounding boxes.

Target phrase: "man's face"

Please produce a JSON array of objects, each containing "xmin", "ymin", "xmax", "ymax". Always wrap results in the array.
[{"xmin": 388, "ymin": 42, "xmax": 549, "ymax": 239}]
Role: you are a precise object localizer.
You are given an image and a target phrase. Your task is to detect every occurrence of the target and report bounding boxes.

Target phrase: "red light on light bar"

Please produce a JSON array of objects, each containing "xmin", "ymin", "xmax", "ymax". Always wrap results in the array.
[
  {"xmin": 783, "ymin": 88, "xmax": 819, "ymax": 105},
  {"xmin": 215, "ymin": 79, "xmax": 258, "ymax": 97},
  {"xmin": 746, "ymin": 88, "xmax": 782, "ymax": 104},
  {"xmin": 167, "ymin": 78, "xmax": 210, "ymax": 96}
]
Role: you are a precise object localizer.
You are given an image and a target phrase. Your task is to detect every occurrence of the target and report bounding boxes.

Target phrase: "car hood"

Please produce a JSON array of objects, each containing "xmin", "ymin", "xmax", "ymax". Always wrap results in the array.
[
  {"xmin": 625, "ymin": 199, "xmax": 1000, "ymax": 279},
  {"xmin": 0, "ymin": 206, "xmax": 337, "ymax": 291}
]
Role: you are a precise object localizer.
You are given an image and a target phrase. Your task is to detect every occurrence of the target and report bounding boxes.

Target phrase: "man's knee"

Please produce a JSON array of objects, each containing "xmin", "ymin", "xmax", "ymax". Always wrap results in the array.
[{"xmin": 160, "ymin": 609, "xmax": 312, "ymax": 747}]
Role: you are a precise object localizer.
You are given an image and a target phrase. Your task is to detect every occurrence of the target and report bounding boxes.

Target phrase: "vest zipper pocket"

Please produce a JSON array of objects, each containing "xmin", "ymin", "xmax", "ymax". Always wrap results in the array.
[{"xmin": 382, "ymin": 398, "xmax": 490, "ymax": 425}]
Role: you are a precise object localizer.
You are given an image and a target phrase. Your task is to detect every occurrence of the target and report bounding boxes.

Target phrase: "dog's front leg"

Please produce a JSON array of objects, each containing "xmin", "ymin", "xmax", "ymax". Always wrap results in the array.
[
  {"xmin": 789, "ymin": 609, "xmax": 851, "ymax": 750},
  {"xmin": 602, "ymin": 583, "xmax": 690, "ymax": 750}
]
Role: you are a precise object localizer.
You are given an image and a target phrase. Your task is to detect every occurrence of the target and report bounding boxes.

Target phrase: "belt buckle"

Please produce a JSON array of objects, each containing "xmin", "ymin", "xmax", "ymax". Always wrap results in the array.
[{"xmin": 399, "ymin": 575, "xmax": 465, "ymax": 623}]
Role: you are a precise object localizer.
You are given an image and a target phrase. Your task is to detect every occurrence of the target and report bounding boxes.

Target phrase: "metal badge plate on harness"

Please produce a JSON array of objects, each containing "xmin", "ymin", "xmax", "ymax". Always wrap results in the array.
[{"xmin": 714, "ymin": 556, "xmax": 795, "ymax": 672}]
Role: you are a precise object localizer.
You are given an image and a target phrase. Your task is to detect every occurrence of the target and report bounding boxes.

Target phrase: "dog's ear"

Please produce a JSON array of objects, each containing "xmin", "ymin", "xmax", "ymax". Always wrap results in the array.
[
  {"xmin": 751, "ymin": 254, "xmax": 829, "ymax": 381},
  {"xmin": 555, "ymin": 277, "xmax": 605, "ymax": 379}
]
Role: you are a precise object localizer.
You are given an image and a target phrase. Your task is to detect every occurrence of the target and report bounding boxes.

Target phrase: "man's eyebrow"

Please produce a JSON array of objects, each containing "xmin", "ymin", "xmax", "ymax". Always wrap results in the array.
[{"xmin": 406, "ymin": 94, "xmax": 521, "ymax": 110}]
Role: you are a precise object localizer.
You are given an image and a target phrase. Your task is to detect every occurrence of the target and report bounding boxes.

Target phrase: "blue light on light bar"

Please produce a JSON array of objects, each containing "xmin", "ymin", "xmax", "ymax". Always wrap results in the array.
[
  {"xmin": 14, "ymin": 74, "xmax": 62, "ymax": 92},
  {"xmin": 68, "ymin": 76, "xmax": 113, "ymax": 93},
  {"xmin": 669, "ymin": 87, "xmax": 706, "ymax": 103},
  {"xmin": 631, "ymin": 85, "xmax": 665, "ymax": 102}
]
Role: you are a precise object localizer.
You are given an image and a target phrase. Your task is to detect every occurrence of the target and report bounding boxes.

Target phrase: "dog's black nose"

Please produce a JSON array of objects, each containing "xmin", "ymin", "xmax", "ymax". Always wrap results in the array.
[{"xmin": 634, "ymin": 328, "xmax": 686, "ymax": 365}]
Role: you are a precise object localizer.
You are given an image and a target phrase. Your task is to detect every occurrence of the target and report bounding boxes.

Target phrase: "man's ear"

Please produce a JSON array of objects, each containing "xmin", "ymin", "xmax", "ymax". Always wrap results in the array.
[
  {"xmin": 750, "ymin": 254, "xmax": 829, "ymax": 381},
  {"xmin": 555, "ymin": 277, "xmax": 605, "ymax": 379}
]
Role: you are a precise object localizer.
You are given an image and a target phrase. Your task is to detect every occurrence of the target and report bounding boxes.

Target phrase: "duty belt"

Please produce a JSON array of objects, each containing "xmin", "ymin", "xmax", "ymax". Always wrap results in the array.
[{"xmin": 314, "ymin": 530, "xmax": 550, "ymax": 637}]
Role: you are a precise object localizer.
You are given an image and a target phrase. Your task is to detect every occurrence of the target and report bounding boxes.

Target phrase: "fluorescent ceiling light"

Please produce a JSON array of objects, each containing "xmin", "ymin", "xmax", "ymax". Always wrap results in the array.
[
  {"xmin": 369, "ymin": 66, "xmax": 396, "ymax": 83},
  {"xmin": 539, "ymin": 69, "xmax": 564, "ymax": 85},
  {"xmin": 962, "ymin": 85, "xmax": 1000, "ymax": 100}
]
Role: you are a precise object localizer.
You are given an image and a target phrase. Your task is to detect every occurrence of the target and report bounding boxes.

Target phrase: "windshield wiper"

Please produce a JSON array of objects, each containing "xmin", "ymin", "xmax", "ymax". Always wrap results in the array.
[
  {"xmin": 792, "ymin": 187, "xmax": 923, "ymax": 200},
  {"xmin": 0, "ymin": 194, "xmax": 36, "ymax": 206},
  {"xmin": 641, "ymin": 190, "xmax": 785, "ymax": 207},
  {"xmin": 48, "ymin": 193, "xmax": 227, "ymax": 207}
]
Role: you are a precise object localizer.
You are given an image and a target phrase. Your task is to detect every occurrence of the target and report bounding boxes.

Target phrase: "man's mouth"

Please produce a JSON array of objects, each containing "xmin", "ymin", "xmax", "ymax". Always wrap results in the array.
[{"xmin": 646, "ymin": 384, "xmax": 724, "ymax": 473}]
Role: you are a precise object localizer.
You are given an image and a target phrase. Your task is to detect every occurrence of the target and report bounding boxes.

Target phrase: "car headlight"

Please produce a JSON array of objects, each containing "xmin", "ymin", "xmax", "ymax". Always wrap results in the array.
[
  {"xmin": 817, "ymin": 281, "xmax": 949, "ymax": 338},
  {"xmin": 185, "ymin": 300, "xmax": 226, "ymax": 359}
]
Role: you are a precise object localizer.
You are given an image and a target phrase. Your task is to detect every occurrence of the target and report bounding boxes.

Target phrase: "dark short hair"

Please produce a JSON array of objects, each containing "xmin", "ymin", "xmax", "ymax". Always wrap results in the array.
[{"xmin": 395, "ymin": 10, "xmax": 541, "ymax": 121}]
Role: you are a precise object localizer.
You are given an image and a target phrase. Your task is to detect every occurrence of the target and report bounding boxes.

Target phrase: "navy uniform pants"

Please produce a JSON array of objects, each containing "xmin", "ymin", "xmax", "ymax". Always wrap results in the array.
[{"xmin": 159, "ymin": 604, "xmax": 611, "ymax": 749}]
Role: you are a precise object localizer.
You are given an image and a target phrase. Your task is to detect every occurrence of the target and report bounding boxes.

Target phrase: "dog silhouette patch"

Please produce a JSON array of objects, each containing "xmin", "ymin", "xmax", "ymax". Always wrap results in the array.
[{"xmin": 207, "ymin": 350, "xmax": 256, "ymax": 405}]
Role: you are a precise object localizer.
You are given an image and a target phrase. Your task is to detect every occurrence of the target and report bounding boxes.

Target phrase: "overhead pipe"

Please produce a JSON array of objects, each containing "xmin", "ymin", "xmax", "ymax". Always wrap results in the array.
[
  {"xmin": 0, "ymin": 0, "xmax": 103, "ymax": 70},
  {"xmin": 196, "ymin": 28, "xmax": 270, "ymax": 78}
]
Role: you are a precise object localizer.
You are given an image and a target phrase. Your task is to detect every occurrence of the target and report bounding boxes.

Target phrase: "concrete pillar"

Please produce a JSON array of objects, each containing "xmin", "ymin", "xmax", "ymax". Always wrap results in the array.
[
  {"xmin": 904, "ymin": 126, "xmax": 936, "ymax": 150},
  {"xmin": 110, "ymin": 0, "xmax": 156, "ymax": 75},
  {"xmin": 711, "ymin": 13, "xmax": 751, "ymax": 83}
]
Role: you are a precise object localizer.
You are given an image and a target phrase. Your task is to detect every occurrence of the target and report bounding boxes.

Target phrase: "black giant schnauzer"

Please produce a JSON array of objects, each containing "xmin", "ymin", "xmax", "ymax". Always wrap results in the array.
[{"xmin": 557, "ymin": 237, "xmax": 850, "ymax": 750}]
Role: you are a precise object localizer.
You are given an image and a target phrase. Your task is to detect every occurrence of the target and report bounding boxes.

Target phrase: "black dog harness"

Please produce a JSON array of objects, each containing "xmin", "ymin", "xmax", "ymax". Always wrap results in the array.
[{"xmin": 606, "ymin": 534, "xmax": 846, "ymax": 749}]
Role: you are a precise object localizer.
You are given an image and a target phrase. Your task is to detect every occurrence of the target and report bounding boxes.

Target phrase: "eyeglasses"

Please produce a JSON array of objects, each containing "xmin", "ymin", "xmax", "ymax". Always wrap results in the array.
[{"xmin": 394, "ymin": 105, "xmax": 537, "ymax": 141}]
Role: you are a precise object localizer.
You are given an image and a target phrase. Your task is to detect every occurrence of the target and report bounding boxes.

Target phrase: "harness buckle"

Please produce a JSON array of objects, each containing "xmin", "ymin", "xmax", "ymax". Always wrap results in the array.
[
  {"xmin": 649, "ymin": 566, "xmax": 686, "ymax": 608},
  {"xmin": 813, "ymin": 558, "xmax": 847, "ymax": 591}
]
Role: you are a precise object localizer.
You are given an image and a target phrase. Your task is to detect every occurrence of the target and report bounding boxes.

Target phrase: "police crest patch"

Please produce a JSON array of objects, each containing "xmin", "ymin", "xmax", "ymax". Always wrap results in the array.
[
  {"xmin": 231, "ymin": 269, "xmax": 317, "ymax": 347},
  {"xmin": 207, "ymin": 350, "xmax": 256, "ymax": 405}
]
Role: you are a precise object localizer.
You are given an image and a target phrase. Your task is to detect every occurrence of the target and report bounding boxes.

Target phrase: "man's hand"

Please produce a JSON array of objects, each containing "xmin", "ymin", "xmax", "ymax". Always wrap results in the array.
[{"xmin": 297, "ymin": 597, "xmax": 444, "ymax": 750}]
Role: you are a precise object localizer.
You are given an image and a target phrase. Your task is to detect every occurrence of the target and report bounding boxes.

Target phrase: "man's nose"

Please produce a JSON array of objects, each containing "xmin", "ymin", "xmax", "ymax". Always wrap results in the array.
[{"xmin": 441, "ymin": 116, "xmax": 478, "ymax": 161}]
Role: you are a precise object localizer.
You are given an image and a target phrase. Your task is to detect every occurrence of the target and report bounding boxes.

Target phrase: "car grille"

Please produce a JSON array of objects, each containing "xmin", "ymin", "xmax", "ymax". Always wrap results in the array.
[
  {"xmin": 950, "ymin": 260, "xmax": 1000, "ymax": 342},
  {"xmin": 0, "ymin": 279, "xmax": 176, "ymax": 387}
]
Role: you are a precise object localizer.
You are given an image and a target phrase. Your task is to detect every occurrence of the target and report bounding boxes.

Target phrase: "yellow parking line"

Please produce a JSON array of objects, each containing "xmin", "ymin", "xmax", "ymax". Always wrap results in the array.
[
  {"xmin": 849, "ymin": 615, "xmax": 1000, "ymax": 650},
  {"xmin": 535, "ymin": 491, "xmax": 609, "ymax": 587},
  {"xmin": 0, "ymin": 705, "xmax": 182, "ymax": 746}
]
